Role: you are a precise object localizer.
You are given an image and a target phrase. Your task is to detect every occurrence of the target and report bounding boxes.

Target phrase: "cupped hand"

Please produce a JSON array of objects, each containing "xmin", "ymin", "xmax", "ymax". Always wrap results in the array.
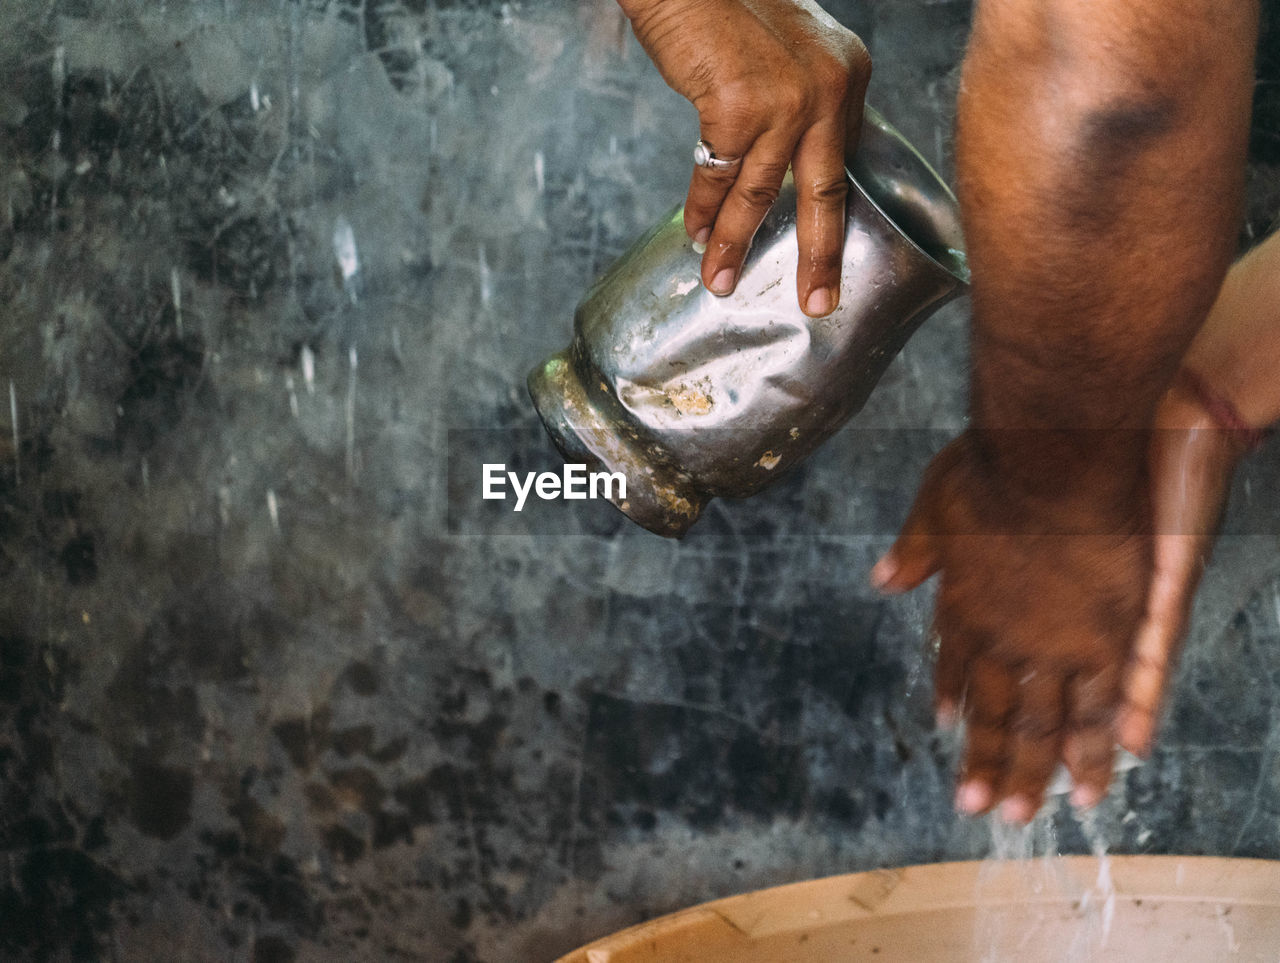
[
  {"xmin": 619, "ymin": 0, "xmax": 871, "ymax": 316},
  {"xmin": 1115, "ymin": 377, "xmax": 1246, "ymax": 757},
  {"xmin": 871, "ymin": 432, "xmax": 1151, "ymax": 821},
  {"xmin": 1116, "ymin": 227, "xmax": 1280, "ymax": 756}
]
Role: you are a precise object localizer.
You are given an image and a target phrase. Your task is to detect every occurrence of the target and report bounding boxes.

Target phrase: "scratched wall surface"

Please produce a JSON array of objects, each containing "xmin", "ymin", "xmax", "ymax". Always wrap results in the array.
[{"xmin": 1, "ymin": 1, "xmax": 1279, "ymax": 961}]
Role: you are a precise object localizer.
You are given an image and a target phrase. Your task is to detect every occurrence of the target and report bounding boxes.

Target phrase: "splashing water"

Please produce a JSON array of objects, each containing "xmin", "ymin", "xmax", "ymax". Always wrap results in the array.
[
  {"xmin": 300, "ymin": 344, "xmax": 315, "ymax": 394},
  {"xmin": 1068, "ymin": 807, "xmax": 1116, "ymax": 959},
  {"xmin": 478, "ymin": 243, "xmax": 492, "ymax": 306},
  {"xmin": 8, "ymin": 380, "xmax": 18, "ymax": 487},
  {"xmin": 946, "ymin": 246, "xmax": 971, "ymax": 283},
  {"xmin": 170, "ymin": 266, "xmax": 183, "ymax": 337},
  {"xmin": 974, "ymin": 809, "xmax": 1060, "ymax": 962},
  {"xmin": 266, "ymin": 489, "xmax": 280, "ymax": 534},
  {"xmin": 973, "ymin": 800, "xmax": 1120, "ymax": 962},
  {"xmin": 333, "ymin": 216, "xmax": 360, "ymax": 304},
  {"xmin": 51, "ymin": 46, "xmax": 66, "ymax": 112},
  {"xmin": 346, "ymin": 346, "xmax": 359, "ymax": 482}
]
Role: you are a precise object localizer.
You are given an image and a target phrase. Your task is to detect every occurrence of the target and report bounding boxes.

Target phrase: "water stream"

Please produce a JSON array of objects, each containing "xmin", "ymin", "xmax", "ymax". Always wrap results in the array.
[{"xmin": 973, "ymin": 793, "xmax": 1120, "ymax": 961}]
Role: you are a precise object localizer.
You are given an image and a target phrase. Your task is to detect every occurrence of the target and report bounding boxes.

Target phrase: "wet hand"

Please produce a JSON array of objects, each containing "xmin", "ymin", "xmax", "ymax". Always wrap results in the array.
[
  {"xmin": 1115, "ymin": 376, "xmax": 1249, "ymax": 757},
  {"xmin": 871, "ymin": 433, "xmax": 1150, "ymax": 822},
  {"xmin": 1118, "ymin": 228, "xmax": 1280, "ymax": 757},
  {"xmin": 618, "ymin": 0, "xmax": 871, "ymax": 316}
]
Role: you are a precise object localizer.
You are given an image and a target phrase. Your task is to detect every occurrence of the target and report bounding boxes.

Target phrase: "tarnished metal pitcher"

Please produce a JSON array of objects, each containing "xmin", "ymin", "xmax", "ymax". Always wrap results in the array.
[{"xmin": 527, "ymin": 107, "xmax": 968, "ymax": 538}]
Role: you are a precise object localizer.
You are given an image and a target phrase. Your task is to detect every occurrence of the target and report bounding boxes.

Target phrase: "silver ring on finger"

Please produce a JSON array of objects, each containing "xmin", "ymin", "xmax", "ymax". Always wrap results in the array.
[{"xmin": 693, "ymin": 139, "xmax": 742, "ymax": 171}]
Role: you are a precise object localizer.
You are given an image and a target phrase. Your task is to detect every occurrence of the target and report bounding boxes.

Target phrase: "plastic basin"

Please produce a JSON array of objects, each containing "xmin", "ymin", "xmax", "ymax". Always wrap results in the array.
[{"xmin": 555, "ymin": 856, "xmax": 1280, "ymax": 961}]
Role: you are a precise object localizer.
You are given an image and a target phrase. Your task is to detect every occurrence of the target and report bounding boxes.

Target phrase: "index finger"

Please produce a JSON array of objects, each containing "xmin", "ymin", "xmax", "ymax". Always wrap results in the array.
[
  {"xmin": 1116, "ymin": 613, "xmax": 1179, "ymax": 757},
  {"xmin": 1117, "ymin": 532, "xmax": 1204, "ymax": 755},
  {"xmin": 699, "ymin": 130, "xmax": 799, "ymax": 296},
  {"xmin": 790, "ymin": 118, "xmax": 850, "ymax": 317}
]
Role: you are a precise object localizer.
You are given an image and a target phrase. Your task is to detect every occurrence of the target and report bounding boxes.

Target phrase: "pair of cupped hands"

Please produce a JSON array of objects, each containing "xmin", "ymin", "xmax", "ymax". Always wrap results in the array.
[{"xmin": 618, "ymin": 0, "xmax": 1248, "ymax": 820}]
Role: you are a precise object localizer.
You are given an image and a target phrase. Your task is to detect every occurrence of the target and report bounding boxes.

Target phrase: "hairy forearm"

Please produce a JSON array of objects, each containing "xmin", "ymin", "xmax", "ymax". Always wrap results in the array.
[{"xmin": 958, "ymin": 0, "xmax": 1258, "ymax": 501}]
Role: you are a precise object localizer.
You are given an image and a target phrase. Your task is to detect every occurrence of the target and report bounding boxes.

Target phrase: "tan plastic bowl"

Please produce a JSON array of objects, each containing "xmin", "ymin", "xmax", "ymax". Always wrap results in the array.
[{"xmin": 556, "ymin": 856, "xmax": 1280, "ymax": 961}]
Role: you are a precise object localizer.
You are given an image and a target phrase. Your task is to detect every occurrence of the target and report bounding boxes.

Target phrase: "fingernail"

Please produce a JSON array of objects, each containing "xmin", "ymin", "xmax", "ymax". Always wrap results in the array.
[
  {"xmin": 1116, "ymin": 715, "xmax": 1154, "ymax": 759},
  {"xmin": 805, "ymin": 286, "xmax": 834, "ymax": 317},
  {"xmin": 1070, "ymin": 784, "xmax": 1103, "ymax": 810},
  {"xmin": 870, "ymin": 556, "xmax": 897, "ymax": 592},
  {"xmin": 693, "ymin": 227, "xmax": 710, "ymax": 245},
  {"xmin": 955, "ymin": 781, "xmax": 991, "ymax": 814},
  {"xmin": 692, "ymin": 239, "xmax": 707, "ymax": 255},
  {"xmin": 1000, "ymin": 795, "xmax": 1036, "ymax": 824},
  {"xmin": 935, "ymin": 702, "xmax": 958, "ymax": 730},
  {"xmin": 709, "ymin": 268, "xmax": 736, "ymax": 296}
]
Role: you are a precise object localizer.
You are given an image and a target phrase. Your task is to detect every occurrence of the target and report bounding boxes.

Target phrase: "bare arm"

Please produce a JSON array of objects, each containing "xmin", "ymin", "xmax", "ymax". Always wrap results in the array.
[
  {"xmin": 1119, "ymin": 228, "xmax": 1280, "ymax": 756},
  {"xmin": 962, "ymin": 0, "xmax": 1257, "ymax": 495},
  {"xmin": 875, "ymin": 0, "xmax": 1259, "ymax": 818},
  {"xmin": 1177, "ymin": 229, "xmax": 1280, "ymax": 429}
]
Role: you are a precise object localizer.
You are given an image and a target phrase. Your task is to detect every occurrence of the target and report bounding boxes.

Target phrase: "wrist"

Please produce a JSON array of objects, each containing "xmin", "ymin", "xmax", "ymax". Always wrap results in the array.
[
  {"xmin": 1170, "ymin": 367, "xmax": 1272, "ymax": 455},
  {"xmin": 959, "ymin": 429, "xmax": 1146, "ymax": 534}
]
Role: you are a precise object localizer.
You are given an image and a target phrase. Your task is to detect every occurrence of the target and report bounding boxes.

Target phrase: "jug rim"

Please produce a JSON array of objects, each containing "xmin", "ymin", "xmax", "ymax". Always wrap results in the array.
[{"xmin": 849, "ymin": 106, "xmax": 970, "ymax": 285}]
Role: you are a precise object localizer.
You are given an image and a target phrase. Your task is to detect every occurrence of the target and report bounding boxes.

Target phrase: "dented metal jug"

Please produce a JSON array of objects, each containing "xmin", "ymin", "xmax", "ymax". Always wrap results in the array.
[{"xmin": 527, "ymin": 107, "xmax": 969, "ymax": 538}]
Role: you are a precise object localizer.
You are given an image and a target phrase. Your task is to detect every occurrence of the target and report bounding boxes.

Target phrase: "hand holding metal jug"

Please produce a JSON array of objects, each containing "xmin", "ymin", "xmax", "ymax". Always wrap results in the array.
[{"xmin": 528, "ymin": 107, "xmax": 969, "ymax": 538}]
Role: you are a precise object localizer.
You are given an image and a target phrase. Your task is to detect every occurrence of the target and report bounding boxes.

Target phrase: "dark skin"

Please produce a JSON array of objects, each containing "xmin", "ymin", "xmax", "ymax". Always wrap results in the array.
[
  {"xmin": 874, "ymin": 436, "xmax": 1151, "ymax": 818},
  {"xmin": 620, "ymin": 0, "xmax": 1263, "ymax": 819},
  {"xmin": 871, "ymin": 0, "xmax": 1258, "ymax": 819},
  {"xmin": 616, "ymin": 0, "xmax": 871, "ymax": 317}
]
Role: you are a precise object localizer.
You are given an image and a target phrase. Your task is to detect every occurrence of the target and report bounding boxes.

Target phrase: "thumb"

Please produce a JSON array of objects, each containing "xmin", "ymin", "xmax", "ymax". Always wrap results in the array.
[
  {"xmin": 1116, "ymin": 613, "xmax": 1179, "ymax": 758},
  {"xmin": 1115, "ymin": 536, "xmax": 1203, "ymax": 756},
  {"xmin": 871, "ymin": 498, "xmax": 941, "ymax": 594}
]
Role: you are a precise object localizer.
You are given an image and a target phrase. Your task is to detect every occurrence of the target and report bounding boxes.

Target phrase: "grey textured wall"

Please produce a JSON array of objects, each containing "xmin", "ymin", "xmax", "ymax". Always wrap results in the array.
[{"xmin": 1, "ymin": 1, "xmax": 1279, "ymax": 961}]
